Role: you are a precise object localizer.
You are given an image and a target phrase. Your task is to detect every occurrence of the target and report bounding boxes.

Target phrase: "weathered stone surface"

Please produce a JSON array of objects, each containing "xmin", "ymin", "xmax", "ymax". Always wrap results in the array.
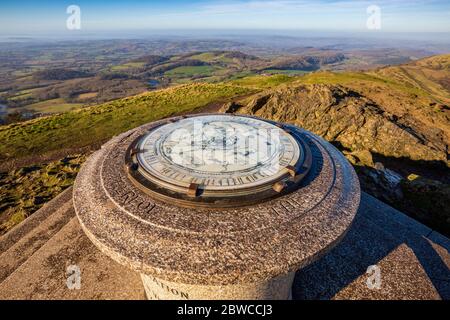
[
  {"xmin": 0, "ymin": 186, "xmax": 73, "ymax": 255},
  {"xmin": 293, "ymin": 193, "xmax": 450, "ymax": 300},
  {"xmin": 0, "ymin": 217, "xmax": 145, "ymax": 300},
  {"xmin": 141, "ymin": 272, "xmax": 295, "ymax": 300},
  {"xmin": 0, "ymin": 191, "xmax": 74, "ymax": 283},
  {"xmin": 0, "ymin": 190, "xmax": 448, "ymax": 300},
  {"xmin": 73, "ymin": 114, "xmax": 360, "ymax": 297}
]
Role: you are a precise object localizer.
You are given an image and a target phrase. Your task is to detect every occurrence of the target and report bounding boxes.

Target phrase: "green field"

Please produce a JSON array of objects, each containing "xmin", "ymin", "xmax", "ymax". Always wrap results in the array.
[
  {"xmin": 26, "ymin": 98, "xmax": 83, "ymax": 114},
  {"xmin": 165, "ymin": 65, "xmax": 217, "ymax": 77},
  {"xmin": 188, "ymin": 52, "xmax": 218, "ymax": 62},
  {"xmin": 0, "ymin": 154, "xmax": 85, "ymax": 234},
  {"xmin": 8, "ymin": 88, "xmax": 43, "ymax": 102},
  {"xmin": 10, "ymin": 93, "xmax": 33, "ymax": 101},
  {"xmin": 110, "ymin": 62, "xmax": 146, "ymax": 71}
]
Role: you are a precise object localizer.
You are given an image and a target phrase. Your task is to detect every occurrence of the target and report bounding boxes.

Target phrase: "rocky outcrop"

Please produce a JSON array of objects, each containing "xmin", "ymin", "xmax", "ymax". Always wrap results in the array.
[
  {"xmin": 400, "ymin": 175, "xmax": 450, "ymax": 235},
  {"xmin": 222, "ymin": 83, "xmax": 448, "ymax": 166},
  {"xmin": 221, "ymin": 83, "xmax": 450, "ymax": 236}
]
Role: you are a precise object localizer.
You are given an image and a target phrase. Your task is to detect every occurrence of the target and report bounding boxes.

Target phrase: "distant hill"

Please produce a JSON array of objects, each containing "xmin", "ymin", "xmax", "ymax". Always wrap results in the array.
[
  {"xmin": 147, "ymin": 59, "xmax": 211, "ymax": 75},
  {"xmin": 414, "ymin": 54, "xmax": 450, "ymax": 70},
  {"xmin": 266, "ymin": 53, "xmax": 346, "ymax": 71},
  {"xmin": 130, "ymin": 55, "xmax": 170, "ymax": 66},
  {"xmin": 373, "ymin": 54, "xmax": 450, "ymax": 104},
  {"xmin": 7, "ymin": 50, "xmax": 421, "ymax": 121},
  {"xmin": 223, "ymin": 51, "xmax": 260, "ymax": 60}
]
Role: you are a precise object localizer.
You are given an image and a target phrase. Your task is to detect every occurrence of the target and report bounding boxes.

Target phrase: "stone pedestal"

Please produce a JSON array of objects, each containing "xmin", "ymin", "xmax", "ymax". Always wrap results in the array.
[
  {"xmin": 73, "ymin": 114, "xmax": 360, "ymax": 300},
  {"xmin": 141, "ymin": 272, "xmax": 295, "ymax": 300}
]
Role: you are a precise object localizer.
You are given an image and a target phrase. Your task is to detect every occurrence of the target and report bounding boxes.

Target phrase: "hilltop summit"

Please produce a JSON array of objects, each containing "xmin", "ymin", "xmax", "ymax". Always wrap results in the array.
[{"xmin": 222, "ymin": 54, "xmax": 450, "ymax": 235}]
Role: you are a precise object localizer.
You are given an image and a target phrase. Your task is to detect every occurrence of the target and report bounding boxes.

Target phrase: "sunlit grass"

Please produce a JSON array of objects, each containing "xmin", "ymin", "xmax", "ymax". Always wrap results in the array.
[
  {"xmin": 230, "ymin": 74, "xmax": 297, "ymax": 89},
  {"xmin": 0, "ymin": 83, "xmax": 251, "ymax": 160},
  {"xmin": 26, "ymin": 98, "xmax": 84, "ymax": 113}
]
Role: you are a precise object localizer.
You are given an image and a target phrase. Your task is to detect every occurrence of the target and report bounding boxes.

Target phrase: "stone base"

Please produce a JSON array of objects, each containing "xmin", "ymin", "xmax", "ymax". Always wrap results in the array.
[
  {"xmin": 74, "ymin": 116, "xmax": 361, "ymax": 298},
  {"xmin": 141, "ymin": 272, "xmax": 295, "ymax": 300}
]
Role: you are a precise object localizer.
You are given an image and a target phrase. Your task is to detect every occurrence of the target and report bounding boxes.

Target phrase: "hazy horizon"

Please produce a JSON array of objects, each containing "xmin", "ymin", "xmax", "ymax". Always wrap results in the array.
[
  {"xmin": 1, "ymin": 0, "xmax": 450, "ymax": 36},
  {"xmin": 1, "ymin": 30, "xmax": 449, "ymax": 54}
]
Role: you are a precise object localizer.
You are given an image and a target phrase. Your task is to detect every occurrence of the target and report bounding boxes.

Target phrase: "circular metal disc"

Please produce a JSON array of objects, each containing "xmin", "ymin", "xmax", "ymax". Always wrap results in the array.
[{"xmin": 126, "ymin": 115, "xmax": 312, "ymax": 207}]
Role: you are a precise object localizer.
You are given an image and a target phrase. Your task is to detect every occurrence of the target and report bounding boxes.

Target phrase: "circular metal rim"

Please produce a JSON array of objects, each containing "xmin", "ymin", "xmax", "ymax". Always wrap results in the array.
[
  {"xmin": 136, "ymin": 114, "xmax": 301, "ymax": 191},
  {"xmin": 124, "ymin": 115, "xmax": 313, "ymax": 209}
]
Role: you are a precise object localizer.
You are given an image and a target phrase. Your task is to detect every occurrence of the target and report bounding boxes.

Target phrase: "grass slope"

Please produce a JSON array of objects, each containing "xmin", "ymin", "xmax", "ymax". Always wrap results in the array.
[
  {"xmin": 373, "ymin": 54, "xmax": 450, "ymax": 104},
  {"xmin": 0, "ymin": 83, "xmax": 252, "ymax": 161},
  {"xmin": 230, "ymin": 74, "xmax": 298, "ymax": 89},
  {"xmin": 295, "ymin": 71, "xmax": 428, "ymax": 96},
  {"xmin": 0, "ymin": 155, "xmax": 85, "ymax": 234},
  {"xmin": 26, "ymin": 98, "xmax": 84, "ymax": 114}
]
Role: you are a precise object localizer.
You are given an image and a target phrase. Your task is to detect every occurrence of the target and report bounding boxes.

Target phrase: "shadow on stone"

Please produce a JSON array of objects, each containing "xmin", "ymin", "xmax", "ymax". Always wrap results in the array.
[{"xmin": 292, "ymin": 193, "xmax": 450, "ymax": 300}]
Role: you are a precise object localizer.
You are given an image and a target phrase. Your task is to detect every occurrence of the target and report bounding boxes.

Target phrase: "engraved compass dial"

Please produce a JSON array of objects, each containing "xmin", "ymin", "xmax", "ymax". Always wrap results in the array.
[{"xmin": 126, "ymin": 115, "xmax": 312, "ymax": 207}]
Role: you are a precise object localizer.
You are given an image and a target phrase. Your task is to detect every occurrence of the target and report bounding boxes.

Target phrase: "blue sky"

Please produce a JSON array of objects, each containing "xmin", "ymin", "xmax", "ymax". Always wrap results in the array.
[{"xmin": 1, "ymin": 0, "xmax": 449, "ymax": 35}]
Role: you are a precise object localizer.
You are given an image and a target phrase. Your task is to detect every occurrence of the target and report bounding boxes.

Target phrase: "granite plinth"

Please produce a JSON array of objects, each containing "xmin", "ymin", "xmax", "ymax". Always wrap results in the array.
[
  {"xmin": 2, "ymin": 191, "xmax": 447, "ymax": 300},
  {"xmin": 141, "ymin": 272, "xmax": 295, "ymax": 300},
  {"xmin": 73, "ymin": 114, "xmax": 360, "ymax": 300}
]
